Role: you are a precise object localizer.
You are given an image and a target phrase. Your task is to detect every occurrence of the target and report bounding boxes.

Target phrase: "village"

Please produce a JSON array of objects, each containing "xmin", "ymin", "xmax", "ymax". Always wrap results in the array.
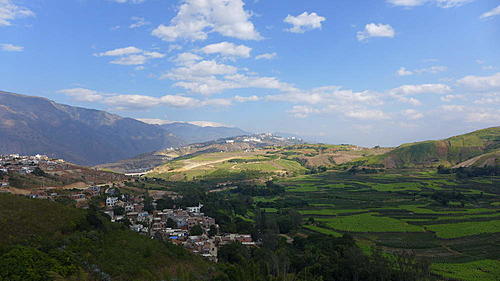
[{"xmin": 0, "ymin": 154, "xmax": 256, "ymax": 262}]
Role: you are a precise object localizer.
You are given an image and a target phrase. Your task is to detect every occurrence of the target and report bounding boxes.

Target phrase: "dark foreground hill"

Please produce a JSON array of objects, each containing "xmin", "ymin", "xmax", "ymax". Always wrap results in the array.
[
  {"xmin": 366, "ymin": 127, "xmax": 500, "ymax": 168},
  {"xmin": 0, "ymin": 193, "xmax": 214, "ymax": 281},
  {"xmin": 0, "ymin": 91, "xmax": 184, "ymax": 165}
]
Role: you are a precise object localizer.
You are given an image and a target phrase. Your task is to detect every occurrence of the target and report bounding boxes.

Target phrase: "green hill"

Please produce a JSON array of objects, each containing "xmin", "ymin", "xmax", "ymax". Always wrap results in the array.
[
  {"xmin": 0, "ymin": 193, "xmax": 214, "ymax": 281},
  {"xmin": 366, "ymin": 127, "xmax": 500, "ymax": 168}
]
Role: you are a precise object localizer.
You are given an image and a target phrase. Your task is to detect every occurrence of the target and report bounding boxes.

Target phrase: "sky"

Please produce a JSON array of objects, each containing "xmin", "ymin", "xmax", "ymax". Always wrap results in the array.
[{"xmin": 1, "ymin": 0, "xmax": 499, "ymax": 146}]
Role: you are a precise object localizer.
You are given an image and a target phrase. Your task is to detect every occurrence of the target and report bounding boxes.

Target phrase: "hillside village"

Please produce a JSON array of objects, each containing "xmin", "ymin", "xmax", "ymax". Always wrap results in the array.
[{"xmin": 0, "ymin": 154, "xmax": 255, "ymax": 262}]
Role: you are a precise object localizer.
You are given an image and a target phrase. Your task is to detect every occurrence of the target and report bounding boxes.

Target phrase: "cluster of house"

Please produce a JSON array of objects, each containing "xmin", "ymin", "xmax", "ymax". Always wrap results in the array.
[
  {"xmin": 104, "ymin": 195, "xmax": 255, "ymax": 262},
  {"xmin": 25, "ymin": 185, "xmax": 102, "ymax": 205},
  {"xmin": 0, "ymin": 154, "xmax": 66, "ymax": 187}
]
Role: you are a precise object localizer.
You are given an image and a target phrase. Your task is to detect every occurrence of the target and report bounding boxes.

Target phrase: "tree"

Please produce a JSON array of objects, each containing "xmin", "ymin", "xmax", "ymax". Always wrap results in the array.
[
  {"xmin": 113, "ymin": 206, "xmax": 125, "ymax": 216},
  {"xmin": 189, "ymin": 224, "xmax": 204, "ymax": 236},
  {"xmin": 166, "ymin": 218, "xmax": 177, "ymax": 228}
]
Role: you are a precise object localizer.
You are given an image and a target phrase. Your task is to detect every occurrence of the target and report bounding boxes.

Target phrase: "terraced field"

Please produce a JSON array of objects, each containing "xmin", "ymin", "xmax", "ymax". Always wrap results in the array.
[{"xmin": 258, "ymin": 169, "xmax": 500, "ymax": 281}]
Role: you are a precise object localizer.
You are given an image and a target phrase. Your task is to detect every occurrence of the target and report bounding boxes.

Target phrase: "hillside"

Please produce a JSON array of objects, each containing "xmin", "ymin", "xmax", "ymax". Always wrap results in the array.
[
  {"xmin": 0, "ymin": 193, "xmax": 214, "ymax": 281},
  {"xmin": 366, "ymin": 127, "xmax": 500, "ymax": 168},
  {"xmin": 97, "ymin": 133, "xmax": 304, "ymax": 173},
  {"xmin": 0, "ymin": 91, "xmax": 184, "ymax": 165}
]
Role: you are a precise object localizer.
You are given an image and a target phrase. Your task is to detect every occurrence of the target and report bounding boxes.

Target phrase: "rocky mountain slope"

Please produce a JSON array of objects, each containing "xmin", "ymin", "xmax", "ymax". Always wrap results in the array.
[{"xmin": 0, "ymin": 91, "xmax": 183, "ymax": 165}]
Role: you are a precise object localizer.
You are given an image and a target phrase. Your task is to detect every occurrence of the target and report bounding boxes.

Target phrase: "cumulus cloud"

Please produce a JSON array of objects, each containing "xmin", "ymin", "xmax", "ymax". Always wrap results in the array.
[
  {"xmin": 151, "ymin": 0, "xmax": 261, "ymax": 42},
  {"xmin": 389, "ymin": 83, "xmax": 452, "ymax": 95},
  {"xmin": 0, "ymin": 43, "xmax": 23, "ymax": 51},
  {"xmin": 284, "ymin": 12, "xmax": 326, "ymax": 33},
  {"xmin": 234, "ymin": 95, "xmax": 260, "ymax": 102},
  {"xmin": 289, "ymin": 105, "xmax": 321, "ymax": 118},
  {"xmin": 58, "ymin": 88, "xmax": 104, "ymax": 102},
  {"xmin": 465, "ymin": 110, "xmax": 500, "ymax": 123},
  {"xmin": 0, "ymin": 0, "xmax": 34, "ymax": 26},
  {"xmin": 111, "ymin": 0, "xmax": 145, "ymax": 3},
  {"xmin": 255, "ymin": 52, "xmax": 277, "ymax": 60},
  {"xmin": 200, "ymin": 41, "xmax": 251, "ymax": 58},
  {"xmin": 357, "ymin": 23, "xmax": 395, "ymax": 41},
  {"xmin": 480, "ymin": 5, "xmax": 500, "ymax": 19},
  {"xmin": 396, "ymin": 67, "xmax": 413, "ymax": 76},
  {"xmin": 402, "ymin": 109, "xmax": 424, "ymax": 119},
  {"xmin": 440, "ymin": 104, "xmax": 465, "ymax": 112},
  {"xmin": 396, "ymin": 65, "xmax": 447, "ymax": 76},
  {"xmin": 138, "ymin": 118, "xmax": 229, "ymax": 127},
  {"xmin": 95, "ymin": 46, "xmax": 165, "ymax": 65},
  {"xmin": 173, "ymin": 52, "xmax": 203, "ymax": 65},
  {"xmin": 386, "ymin": 0, "xmax": 474, "ymax": 8},
  {"xmin": 345, "ymin": 109, "xmax": 389, "ymax": 120},
  {"xmin": 58, "ymin": 87, "xmax": 239, "ymax": 110},
  {"xmin": 473, "ymin": 93, "xmax": 500, "ymax": 105},
  {"xmin": 457, "ymin": 73, "xmax": 500, "ymax": 91},
  {"xmin": 129, "ymin": 16, "xmax": 150, "ymax": 28},
  {"xmin": 440, "ymin": 94, "xmax": 464, "ymax": 102}
]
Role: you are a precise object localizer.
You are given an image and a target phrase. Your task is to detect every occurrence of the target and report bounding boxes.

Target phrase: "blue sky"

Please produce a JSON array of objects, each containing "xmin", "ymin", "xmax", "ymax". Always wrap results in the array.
[{"xmin": 1, "ymin": 0, "xmax": 499, "ymax": 146}]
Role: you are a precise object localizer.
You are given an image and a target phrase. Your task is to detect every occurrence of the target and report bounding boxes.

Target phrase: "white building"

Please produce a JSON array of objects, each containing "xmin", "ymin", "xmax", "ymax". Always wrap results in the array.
[
  {"xmin": 187, "ymin": 203, "xmax": 203, "ymax": 214},
  {"xmin": 106, "ymin": 197, "xmax": 119, "ymax": 207}
]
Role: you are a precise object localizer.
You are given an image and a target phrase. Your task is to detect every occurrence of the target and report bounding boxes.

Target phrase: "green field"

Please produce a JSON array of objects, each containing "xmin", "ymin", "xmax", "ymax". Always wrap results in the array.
[
  {"xmin": 262, "ymin": 169, "xmax": 500, "ymax": 280},
  {"xmin": 431, "ymin": 260, "xmax": 500, "ymax": 281},
  {"xmin": 323, "ymin": 213, "xmax": 425, "ymax": 233},
  {"xmin": 426, "ymin": 220, "xmax": 500, "ymax": 238}
]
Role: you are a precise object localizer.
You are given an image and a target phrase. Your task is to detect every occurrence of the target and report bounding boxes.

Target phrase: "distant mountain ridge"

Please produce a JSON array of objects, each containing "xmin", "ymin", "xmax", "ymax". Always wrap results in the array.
[
  {"xmin": 0, "ymin": 91, "xmax": 184, "ymax": 165},
  {"xmin": 367, "ymin": 127, "xmax": 500, "ymax": 168},
  {"xmin": 159, "ymin": 122, "xmax": 249, "ymax": 144}
]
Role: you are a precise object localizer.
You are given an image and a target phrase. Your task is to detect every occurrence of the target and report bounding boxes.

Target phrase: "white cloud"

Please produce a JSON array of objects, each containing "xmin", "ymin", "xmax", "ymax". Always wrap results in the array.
[
  {"xmin": 138, "ymin": 118, "xmax": 229, "ymax": 127},
  {"xmin": 0, "ymin": 43, "xmax": 23, "ymax": 51},
  {"xmin": 111, "ymin": 0, "xmax": 145, "ymax": 3},
  {"xmin": 396, "ymin": 67, "xmax": 413, "ymax": 76},
  {"xmin": 387, "ymin": 0, "xmax": 473, "ymax": 8},
  {"xmin": 435, "ymin": 0, "xmax": 473, "ymax": 8},
  {"xmin": 173, "ymin": 52, "xmax": 203, "ymax": 65},
  {"xmin": 357, "ymin": 23, "xmax": 395, "ymax": 41},
  {"xmin": 58, "ymin": 88, "xmax": 104, "ymax": 102},
  {"xmin": 165, "ymin": 60, "xmax": 237, "ymax": 80},
  {"xmin": 345, "ymin": 109, "xmax": 389, "ymax": 120},
  {"xmin": 473, "ymin": 93, "xmax": 500, "ymax": 105},
  {"xmin": 0, "ymin": 0, "xmax": 34, "ymax": 27},
  {"xmin": 480, "ymin": 5, "xmax": 500, "ymax": 19},
  {"xmin": 465, "ymin": 111, "xmax": 500, "ymax": 123},
  {"xmin": 95, "ymin": 46, "xmax": 165, "ymax": 65},
  {"xmin": 200, "ymin": 41, "xmax": 251, "ymax": 58},
  {"xmin": 441, "ymin": 105, "xmax": 465, "ymax": 112},
  {"xmin": 129, "ymin": 16, "xmax": 150, "ymax": 28},
  {"xmin": 110, "ymin": 55, "xmax": 149, "ymax": 65},
  {"xmin": 255, "ymin": 52, "xmax": 277, "ymax": 60},
  {"xmin": 402, "ymin": 109, "xmax": 424, "ymax": 119},
  {"xmin": 289, "ymin": 105, "xmax": 321, "ymax": 118},
  {"xmin": 458, "ymin": 72, "xmax": 500, "ymax": 91},
  {"xmin": 440, "ymin": 94, "xmax": 464, "ymax": 102},
  {"xmin": 387, "ymin": 0, "xmax": 427, "ymax": 7},
  {"xmin": 284, "ymin": 12, "xmax": 326, "ymax": 33},
  {"xmin": 389, "ymin": 83, "xmax": 452, "ymax": 95},
  {"xmin": 151, "ymin": 0, "xmax": 261, "ymax": 42},
  {"xmin": 234, "ymin": 95, "xmax": 259, "ymax": 102},
  {"xmin": 396, "ymin": 66, "xmax": 447, "ymax": 76},
  {"xmin": 95, "ymin": 46, "xmax": 142, "ymax": 56}
]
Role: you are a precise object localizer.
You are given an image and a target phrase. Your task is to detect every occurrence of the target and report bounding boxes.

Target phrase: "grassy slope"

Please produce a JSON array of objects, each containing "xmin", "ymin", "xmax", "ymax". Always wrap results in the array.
[
  {"xmin": 0, "ymin": 193, "xmax": 214, "ymax": 281},
  {"xmin": 366, "ymin": 127, "xmax": 500, "ymax": 168}
]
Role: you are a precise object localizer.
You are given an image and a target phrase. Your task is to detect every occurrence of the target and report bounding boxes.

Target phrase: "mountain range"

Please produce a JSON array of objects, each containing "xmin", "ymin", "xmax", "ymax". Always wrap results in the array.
[{"xmin": 0, "ymin": 91, "xmax": 248, "ymax": 165}]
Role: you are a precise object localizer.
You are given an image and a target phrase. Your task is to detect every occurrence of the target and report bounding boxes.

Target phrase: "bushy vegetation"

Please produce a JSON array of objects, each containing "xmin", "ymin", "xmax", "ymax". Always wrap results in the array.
[{"xmin": 0, "ymin": 194, "xmax": 213, "ymax": 281}]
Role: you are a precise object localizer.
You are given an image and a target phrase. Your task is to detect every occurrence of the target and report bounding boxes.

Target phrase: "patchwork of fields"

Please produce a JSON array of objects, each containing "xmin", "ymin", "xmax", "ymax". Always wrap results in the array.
[{"xmin": 259, "ymin": 170, "xmax": 500, "ymax": 281}]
